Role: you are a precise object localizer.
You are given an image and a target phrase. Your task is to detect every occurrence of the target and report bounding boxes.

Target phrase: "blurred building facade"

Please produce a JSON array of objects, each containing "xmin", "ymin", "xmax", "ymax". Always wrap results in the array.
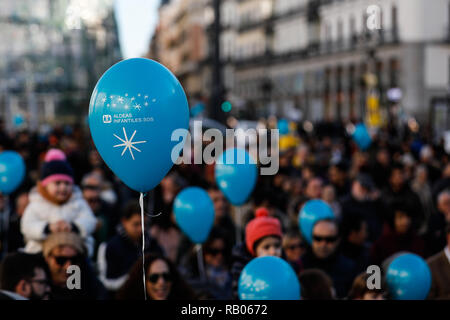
[
  {"xmin": 0, "ymin": 0, "xmax": 121, "ymax": 131},
  {"xmin": 151, "ymin": 0, "xmax": 450, "ymax": 129}
]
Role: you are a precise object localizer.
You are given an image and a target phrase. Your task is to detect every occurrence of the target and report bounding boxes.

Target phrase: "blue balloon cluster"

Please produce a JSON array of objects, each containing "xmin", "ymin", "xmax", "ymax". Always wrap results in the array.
[
  {"xmin": 215, "ymin": 148, "xmax": 257, "ymax": 206},
  {"xmin": 298, "ymin": 199, "xmax": 335, "ymax": 244},
  {"xmin": 386, "ymin": 253, "xmax": 432, "ymax": 300},
  {"xmin": 352, "ymin": 123, "xmax": 372, "ymax": 151},
  {"xmin": 174, "ymin": 187, "xmax": 215, "ymax": 244},
  {"xmin": 89, "ymin": 58, "xmax": 190, "ymax": 193},
  {"xmin": 0, "ymin": 151, "xmax": 26, "ymax": 195},
  {"xmin": 238, "ymin": 256, "xmax": 301, "ymax": 300}
]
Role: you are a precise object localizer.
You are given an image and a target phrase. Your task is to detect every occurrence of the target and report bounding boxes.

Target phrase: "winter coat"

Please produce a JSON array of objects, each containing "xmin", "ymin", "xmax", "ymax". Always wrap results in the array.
[
  {"xmin": 369, "ymin": 227, "xmax": 425, "ymax": 266},
  {"xmin": 230, "ymin": 242, "xmax": 253, "ymax": 300},
  {"xmin": 301, "ymin": 249, "xmax": 359, "ymax": 299},
  {"xmin": 21, "ymin": 186, "xmax": 97, "ymax": 256}
]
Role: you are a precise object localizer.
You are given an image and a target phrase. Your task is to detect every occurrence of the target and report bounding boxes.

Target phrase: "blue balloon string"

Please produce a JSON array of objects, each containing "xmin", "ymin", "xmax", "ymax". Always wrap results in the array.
[{"xmin": 139, "ymin": 192, "xmax": 147, "ymax": 300}]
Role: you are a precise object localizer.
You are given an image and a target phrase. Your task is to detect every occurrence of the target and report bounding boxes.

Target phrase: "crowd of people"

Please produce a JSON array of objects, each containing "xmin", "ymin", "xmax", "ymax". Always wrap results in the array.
[{"xmin": 0, "ymin": 117, "xmax": 449, "ymax": 300}]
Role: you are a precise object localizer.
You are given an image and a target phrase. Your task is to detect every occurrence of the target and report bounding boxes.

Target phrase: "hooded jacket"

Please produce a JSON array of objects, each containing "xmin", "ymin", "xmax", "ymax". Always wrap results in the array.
[{"xmin": 21, "ymin": 186, "xmax": 97, "ymax": 256}]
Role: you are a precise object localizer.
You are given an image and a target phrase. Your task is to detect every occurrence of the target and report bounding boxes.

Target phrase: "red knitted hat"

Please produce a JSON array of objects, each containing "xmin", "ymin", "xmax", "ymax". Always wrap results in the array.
[{"xmin": 245, "ymin": 207, "xmax": 282, "ymax": 256}]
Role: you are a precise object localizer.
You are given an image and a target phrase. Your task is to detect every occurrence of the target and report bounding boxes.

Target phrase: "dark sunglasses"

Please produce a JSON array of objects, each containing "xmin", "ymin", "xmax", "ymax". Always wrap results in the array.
[
  {"xmin": 53, "ymin": 255, "xmax": 82, "ymax": 267},
  {"xmin": 285, "ymin": 243, "xmax": 305, "ymax": 250},
  {"xmin": 82, "ymin": 184, "xmax": 101, "ymax": 191},
  {"xmin": 147, "ymin": 272, "xmax": 172, "ymax": 284},
  {"xmin": 205, "ymin": 248, "xmax": 224, "ymax": 256},
  {"xmin": 312, "ymin": 235, "xmax": 338, "ymax": 243}
]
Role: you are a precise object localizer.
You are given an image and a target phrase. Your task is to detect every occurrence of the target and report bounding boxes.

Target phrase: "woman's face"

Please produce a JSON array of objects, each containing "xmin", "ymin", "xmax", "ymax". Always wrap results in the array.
[
  {"xmin": 147, "ymin": 259, "xmax": 172, "ymax": 300},
  {"xmin": 46, "ymin": 180, "xmax": 73, "ymax": 202},
  {"xmin": 394, "ymin": 211, "xmax": 411, "ymax": 234}
]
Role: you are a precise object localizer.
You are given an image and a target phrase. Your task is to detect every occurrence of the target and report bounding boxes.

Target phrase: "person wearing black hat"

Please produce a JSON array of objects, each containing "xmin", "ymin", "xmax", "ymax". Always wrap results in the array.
[
  {"xmin": 21, "ymin": 149, "xmax": 97, "ymax": 257},
  {"xmin": 339, "ymin": 174, "xmax": 386, "ymax": 243}
]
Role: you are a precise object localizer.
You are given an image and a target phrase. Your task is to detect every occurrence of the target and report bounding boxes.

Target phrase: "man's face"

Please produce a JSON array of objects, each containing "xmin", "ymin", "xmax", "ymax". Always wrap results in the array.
[
  {"xmin": 311, "ymin": 221, "xmax": 339, "ymax": 259},
  {"xmin": 306, "ymin": 178, "xmax": 323, "ymax": 199},
  {"xmin": 122, "ymin": 214, "xmax": 143, "ymax": 241},
  {"xmin": 26, "ymin": 268, "xmax": 51, "ymax": 300},
  {"xmin": 82, "ymin": 177, "xmax": 102, "ymax": 212},
  {"xmin": 390, "ymin": 169, "xmax": 404, "ymax": 190},
  {"xmin": 46, "ymin": 246, "xmax": 81, "ymax": 287},
  {"xmin": 208, "ymin": 189, "xmax": 229, "ymax": 220},
  {"xmin": 351, "ymin": 181, "xmax": 369, "ymax": 202}
]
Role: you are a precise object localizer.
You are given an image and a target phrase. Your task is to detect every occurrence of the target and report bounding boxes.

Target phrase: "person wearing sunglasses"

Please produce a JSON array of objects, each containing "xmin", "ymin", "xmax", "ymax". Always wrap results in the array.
[
  {"xmin": 42, "ymin": 232, "xmax": 107, "ymax": 300},
  {"xmin": 178, "ymin": 227, "xmax": 232, "ymax": 299},
  {"xmin": 116, "ymin": 254, "xmax": 195, "ymax": 300},
  {"xmin": 0, "ymin": 252, "xmax": 51, "ymax": 300},
  {"xmin": 282, "ymin": 230, "xmax": 306, "ymax": 274},
  {"xmin": 301, "ymin": 219, "xmax": 358, "ymax": 299}
]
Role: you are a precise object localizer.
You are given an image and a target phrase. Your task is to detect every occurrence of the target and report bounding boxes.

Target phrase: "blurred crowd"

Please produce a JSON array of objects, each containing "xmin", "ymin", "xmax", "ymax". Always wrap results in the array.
[{"xmin": 0, "ymin": 117, "xmax": 449, "ymax": 300}]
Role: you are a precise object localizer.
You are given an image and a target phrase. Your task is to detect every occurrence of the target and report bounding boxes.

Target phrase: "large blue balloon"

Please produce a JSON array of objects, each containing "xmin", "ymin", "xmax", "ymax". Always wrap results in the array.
[
  {"xmin": 238, "ymin": 256, "xmax": 301, "ymax": 300},
  {"xmin": 298, "ymin": 199, "xmax": 335, "ymax": 244},
  {"xmin": 215, "ymin": 148, "xmax": 257, "ymax": 206},
  {"xmin": 352, "ymin": 123, "xmax": 372, "ymax": 151},
  {"xmin": 0, "ymin": 151, "xmax": 26, "ymax": 195},
  {"xmin": 278, "ymin": 119, "xmax": 289, "ymax": 135},
  {"xmin": 174, "ymin": 187, "xmax": 215, "ymax": 244},
  {"xmin": 89, "ymin": 58, "xmax": 189, "ymax": 192},
  {"xmin": 386, "ymin": 253, "xmax": 432, "ymax": 300}
]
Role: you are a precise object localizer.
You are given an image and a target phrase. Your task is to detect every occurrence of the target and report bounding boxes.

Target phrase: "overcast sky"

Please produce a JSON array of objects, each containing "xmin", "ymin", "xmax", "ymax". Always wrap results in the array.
[{"xmin": 114, "ymin": 0, "xmax": 161, "ymax": 59}]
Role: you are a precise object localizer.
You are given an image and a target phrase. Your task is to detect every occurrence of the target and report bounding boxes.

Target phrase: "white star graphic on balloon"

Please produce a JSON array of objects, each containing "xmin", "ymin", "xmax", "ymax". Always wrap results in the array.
[
  {"xmin": 117, "ymin": 97, "xmax": 124, "ymax": 103},
  {"xmin": 144, "ymin": 102, "xmax": 148, "ymax": 106},
  {"xmin": 134, "ymin": 104, "xmax": 141, "ymax": 111},
  {"xmin": 113, "ymin": 127, "xmax": 147, "ymax": 160},
  {"xmin": 101, "ymin": 97, "xmax": 107, "ymax": 103}
]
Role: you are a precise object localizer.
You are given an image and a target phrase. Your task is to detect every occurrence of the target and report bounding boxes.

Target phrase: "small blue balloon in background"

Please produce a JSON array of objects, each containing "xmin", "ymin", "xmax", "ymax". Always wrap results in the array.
[
  {"xmin": 190, "ymin": 103, "xmax": 205, "ymax": 118},
  {"xmin": 386, "ymin": 253, "xmax": 432, "ymax": 300},
  {"xmin": 277, "ymin": 119, "xmax": 289, "ymax": 135},
  {"xmin": 215, "ymin": 148, "xmax": 258, "ymax": 206},
  {"xmin": 88, "ymin": 58, "xmax": 190, "ymax": 193},
  {"xmin": 352, "ymin": 123, "xmax": 372, "ymax": 151},
  {"xmin": 238, "ymin": 256, "xmax": 301, "ymax": 300},
  {"xmin": 13, "ymin": 114, "xmax": 25, "ymax": 128},
  {"xmin": 0, "ymin": 151, "xmax": 26, "ymax": 195},
  {"xmin": 298, "ymin": 199, "xmax": 335, "ymax": 244},
  {"xmin": 174, "ymin": 187, "xmax": 215, "ymax": 244},
  {"xmin": 221, "ymin": 101, "xmax": 232, "ymax": 113}
]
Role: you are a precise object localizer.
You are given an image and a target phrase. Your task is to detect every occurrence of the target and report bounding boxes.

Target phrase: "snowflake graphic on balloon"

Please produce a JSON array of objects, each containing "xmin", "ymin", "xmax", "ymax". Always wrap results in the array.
[
  {"xmin": 100, "ymin": 92, "xmax": 154, "ymax": 111},
  {"xmin": 113, "ymin": 127, "xmax": 147, "ymax": 160}
]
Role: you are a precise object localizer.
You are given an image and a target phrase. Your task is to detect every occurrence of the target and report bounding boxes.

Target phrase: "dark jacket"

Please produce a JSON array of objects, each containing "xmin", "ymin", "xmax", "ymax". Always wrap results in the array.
[
  {"xmin": 97, "ymin": 225, "xmax": 163, "ymax": 293},
  {"xmin": 301, "ymin": 249, "xmax": 359, "ymax": 299},
  {"xmin": 230, "ymin": 242, "xmax": 253, "ymax": 300},
  {"xmin": 427, "ymin": 249, "xmax": 450, "ymax": 300},
  {"xmin": 340, "ymin": 195, "xmax": 386, "ymax": 243},
  {"xmin": 370, "ymin": 228, "xmax": 425, "ymax": 266},
  {"xmin": 340, "ymin": 241, "xmax": 370, "ymax": 274}
]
